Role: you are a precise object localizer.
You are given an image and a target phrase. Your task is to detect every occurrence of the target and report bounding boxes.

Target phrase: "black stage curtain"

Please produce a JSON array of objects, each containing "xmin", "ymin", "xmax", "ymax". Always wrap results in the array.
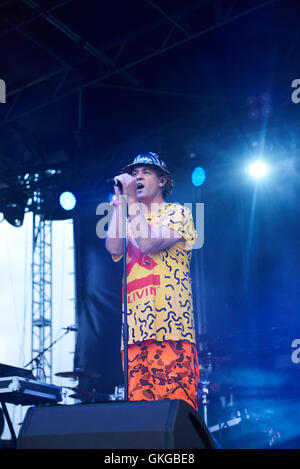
[{"xmin": 73, "ymin": 195, "xmax": 123, "ymax": 394}]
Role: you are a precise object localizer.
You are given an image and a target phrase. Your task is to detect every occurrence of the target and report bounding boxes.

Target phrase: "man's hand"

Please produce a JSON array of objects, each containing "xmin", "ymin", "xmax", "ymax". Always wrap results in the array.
[
  {"xmin": 114, "ymin": 173, "xmax": 138, "ymax": 201},
  {"xmin": 105, "ymin": 173, "xmax": 135, "ymax": 257}
]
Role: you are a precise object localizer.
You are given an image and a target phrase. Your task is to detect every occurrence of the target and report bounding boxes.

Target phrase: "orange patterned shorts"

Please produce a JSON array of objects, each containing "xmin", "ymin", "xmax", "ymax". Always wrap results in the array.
[{"xmin": 122, "ymin": 340, "xmax": 199, "ymax": 411}]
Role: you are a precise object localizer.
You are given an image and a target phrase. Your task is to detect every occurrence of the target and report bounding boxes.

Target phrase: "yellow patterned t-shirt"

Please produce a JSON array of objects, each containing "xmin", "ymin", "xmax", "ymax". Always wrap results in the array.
[{"xmin": 113, "ymin": 202, "xmax": 197, "ymax": 349}]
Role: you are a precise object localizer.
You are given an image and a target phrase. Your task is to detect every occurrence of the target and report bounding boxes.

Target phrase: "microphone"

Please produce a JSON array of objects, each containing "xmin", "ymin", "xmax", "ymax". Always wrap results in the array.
[
  {"xmin": 106, "ymin": 177, "xmax": 122, "ymax": 189},
  {"xmin": 62, "ymin": 325, "xmax": 78, "ymax": 332}
]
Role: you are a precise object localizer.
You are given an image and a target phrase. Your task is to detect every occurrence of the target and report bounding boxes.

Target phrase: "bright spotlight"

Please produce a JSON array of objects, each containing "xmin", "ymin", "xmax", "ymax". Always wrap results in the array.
[
  {"xmin": 59, "ymin": 191, "xmax": 77, "ymax": 211},
  {"xmin": 191, "ymin": 167, "xmax": 206, "ymax": 187},
  {"xmin": 247, "ymin": 160, "xmax": 269, "ymax": 180}
]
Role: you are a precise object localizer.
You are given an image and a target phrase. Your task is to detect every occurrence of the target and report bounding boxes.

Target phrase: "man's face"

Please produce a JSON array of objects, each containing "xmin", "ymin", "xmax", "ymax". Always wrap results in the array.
[{"xmin": 131, "ymin": 165, "xmax": 163, "ymax": 201}]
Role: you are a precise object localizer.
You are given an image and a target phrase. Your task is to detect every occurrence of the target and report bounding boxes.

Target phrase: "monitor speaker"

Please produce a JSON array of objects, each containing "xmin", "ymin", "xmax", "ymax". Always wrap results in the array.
[{"xmin": 18, "ymin": 399, "xmax": 215, "ymax": 449}]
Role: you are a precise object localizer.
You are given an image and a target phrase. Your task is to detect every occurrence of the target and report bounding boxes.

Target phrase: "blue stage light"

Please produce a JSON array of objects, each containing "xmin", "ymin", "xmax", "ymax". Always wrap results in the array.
[
  {"xmin": 247, "ymin": 160, "xmax": 269, "ymax": 180},
  {"xmin": 191, "ymin": 167, "xmax": 206, "ymax": 187},
  {"xmin": 59, "ymin": 191, "xmax": 77, "ymax": 211}
]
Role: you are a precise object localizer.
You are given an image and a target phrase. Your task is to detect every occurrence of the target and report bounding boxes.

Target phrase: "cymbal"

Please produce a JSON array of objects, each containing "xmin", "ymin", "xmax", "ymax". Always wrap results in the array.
[{"xmin": 55, "ymin": 370, "xmax": 101, "ymax": 379}]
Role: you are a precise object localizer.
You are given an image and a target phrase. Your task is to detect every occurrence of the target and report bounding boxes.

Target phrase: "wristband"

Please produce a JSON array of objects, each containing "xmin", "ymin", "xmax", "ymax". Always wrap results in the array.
[{"xmin": 109, "ymin": 199, "xmax": 121, "ymax": 207}]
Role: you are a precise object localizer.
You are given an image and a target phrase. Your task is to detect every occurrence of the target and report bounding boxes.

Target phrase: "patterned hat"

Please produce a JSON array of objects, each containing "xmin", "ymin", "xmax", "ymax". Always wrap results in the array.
[
  {"xmin": 121, "ymin": 152, "xmax": 173, "ymax": 198},
  {"xmin": 121, "ymin": 152, "xmax": 171, "ymax": 175}
]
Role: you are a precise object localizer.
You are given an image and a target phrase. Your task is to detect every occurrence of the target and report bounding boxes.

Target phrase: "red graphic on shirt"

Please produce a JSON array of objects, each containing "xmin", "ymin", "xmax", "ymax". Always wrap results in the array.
[
  {"xmin": 126, "ymin": 241, "xmax": 158, "ymax": 276},
  {"xmin": 122, "ymin": 241, "xmax": 161, "ymax": 302},
  {"xmin": 127, "ymin": 274, "xmax": 160, "ymax": 295}
]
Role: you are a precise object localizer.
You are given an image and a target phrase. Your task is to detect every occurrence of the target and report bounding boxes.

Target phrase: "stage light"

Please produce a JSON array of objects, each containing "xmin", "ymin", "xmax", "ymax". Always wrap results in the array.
[
  {"xmin": 3, "ymin": 202, "xmax": 25, "ymax": 227},
  {"xmin": 1, "ymin": 191, "xmax": 27, "ymax": 227},
  {"xmin": 191, "ymin": 167, "xmax": 206, "ymax": 187},
  {"xmin": 59, "ymin": 191, "xmax": 77, "ymax": 211},
  {"xmin": 247, "ymin": 160, "xmax": 269, "ymax": 180}
]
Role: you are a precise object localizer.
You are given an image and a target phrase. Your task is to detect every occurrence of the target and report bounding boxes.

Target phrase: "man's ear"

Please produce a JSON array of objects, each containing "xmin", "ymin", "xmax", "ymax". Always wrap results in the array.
[{"xmin": 159, "ymin": 177, "xmax": 166, "ymax": 186}]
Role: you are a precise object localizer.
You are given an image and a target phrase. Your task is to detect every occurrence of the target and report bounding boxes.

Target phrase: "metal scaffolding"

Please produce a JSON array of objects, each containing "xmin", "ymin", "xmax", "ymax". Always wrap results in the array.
[
  {"xmin": 31, "ymin": 188, "xmax": 53, "ymax": 383},
  {"xmin": 0, "ymin": 0, "xmax": 276, "ymax": 129}
]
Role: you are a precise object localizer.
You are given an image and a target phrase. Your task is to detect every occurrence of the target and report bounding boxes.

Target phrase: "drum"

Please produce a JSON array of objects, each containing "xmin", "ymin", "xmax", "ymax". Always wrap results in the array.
[{"xmin": 109, "ymin": 385, "xmax": 125, "ymax": 401}]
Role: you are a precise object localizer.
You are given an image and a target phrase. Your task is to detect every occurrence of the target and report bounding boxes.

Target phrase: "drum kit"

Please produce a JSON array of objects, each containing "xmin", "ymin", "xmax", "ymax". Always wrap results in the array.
[
  {"xmin": 55, "ymin": 368, "xmax": 125, "ymax": 403},
  {"xmin": 196, "ymin": 350, "xmax": 281, "ymax": 448}
]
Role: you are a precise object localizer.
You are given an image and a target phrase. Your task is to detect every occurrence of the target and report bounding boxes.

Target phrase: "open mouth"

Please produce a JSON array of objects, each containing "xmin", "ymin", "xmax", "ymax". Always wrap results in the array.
[{"xmin": 136, "ymin": 183, "xmax": 144, "ymax": 191}]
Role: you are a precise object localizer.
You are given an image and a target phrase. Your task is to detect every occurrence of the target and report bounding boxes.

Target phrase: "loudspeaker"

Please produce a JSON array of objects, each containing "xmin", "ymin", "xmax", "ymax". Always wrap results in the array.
[{"xmin": 18, "ymin": 399, "xmax": 215, "ymax": 449}]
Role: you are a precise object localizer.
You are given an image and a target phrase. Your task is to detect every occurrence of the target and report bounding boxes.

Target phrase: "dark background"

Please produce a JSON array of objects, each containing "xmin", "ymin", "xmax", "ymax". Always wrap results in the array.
[{"xmin": 1, "ymin": 0, "xmax": 300, "ymax": 447}]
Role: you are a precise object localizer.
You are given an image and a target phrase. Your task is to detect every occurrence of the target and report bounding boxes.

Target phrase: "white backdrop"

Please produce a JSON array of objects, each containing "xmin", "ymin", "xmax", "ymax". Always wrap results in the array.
[{"xmin": 0, "ymin": 212, "xmax": 75, "ymax": 440}]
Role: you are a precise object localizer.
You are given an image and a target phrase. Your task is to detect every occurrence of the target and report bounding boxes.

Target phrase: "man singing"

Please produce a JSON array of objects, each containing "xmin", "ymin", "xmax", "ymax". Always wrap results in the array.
[{"xmin": 105, "ymin": 152, "xmax": 199, "ymax": 410}]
